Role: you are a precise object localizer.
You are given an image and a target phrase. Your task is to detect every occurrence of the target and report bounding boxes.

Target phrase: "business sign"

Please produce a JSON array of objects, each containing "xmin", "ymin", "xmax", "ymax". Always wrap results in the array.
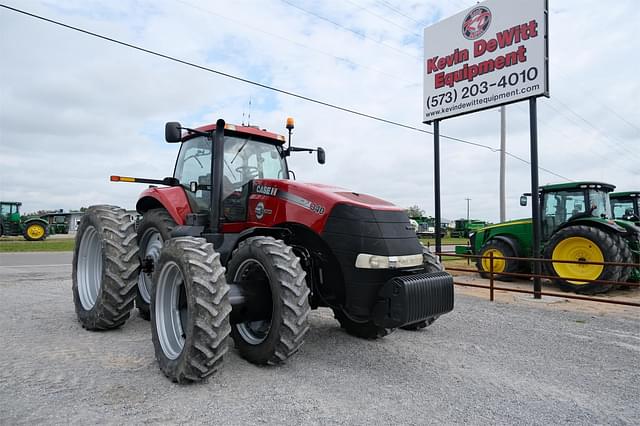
[{"xmin": 423, "ymin": 0, "xmax": 548, "ymax": 123}]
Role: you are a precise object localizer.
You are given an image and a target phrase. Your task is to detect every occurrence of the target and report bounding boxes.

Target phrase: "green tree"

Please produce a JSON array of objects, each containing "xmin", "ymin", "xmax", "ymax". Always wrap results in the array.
[{"xmin": 406, "ymin": 205, "xmax": 424, "ymax": 218}]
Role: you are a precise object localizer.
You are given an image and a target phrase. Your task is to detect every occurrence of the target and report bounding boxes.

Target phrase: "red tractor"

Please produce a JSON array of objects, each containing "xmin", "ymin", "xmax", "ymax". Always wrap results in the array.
[{"xmin": 72, "ymin": 118, "xmax": 454, "ymax": 383}]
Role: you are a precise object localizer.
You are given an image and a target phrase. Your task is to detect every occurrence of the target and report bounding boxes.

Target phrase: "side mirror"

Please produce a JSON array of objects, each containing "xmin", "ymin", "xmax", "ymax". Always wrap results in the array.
[
  {"xmin": 189, "ymin": 181, "xmax": 198, "ymax": 192},
  {"xmin": 317, "ymin": 147, "xmax": 325, "ymax": 164},
  {"xmin": 165, "ymin": 122, "xmax": 182, "ymax": 143},
  {"xmin": 520, "ymin": 195, "xmax": 528, "ymax": 206}
]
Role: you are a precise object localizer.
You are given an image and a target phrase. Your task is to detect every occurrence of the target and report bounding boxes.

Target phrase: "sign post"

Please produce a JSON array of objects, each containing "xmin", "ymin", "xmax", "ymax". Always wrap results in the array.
[
  {"xmin": 434, "ymin": 121, "xmax": 441, "ymax": 256},
  {"xmin": 529, "ymin": 97, "xmax": 542, "ymax": 298},
  {"xmin": 423, "ymin": 0, "xmax": 549, "ymax": 298}
]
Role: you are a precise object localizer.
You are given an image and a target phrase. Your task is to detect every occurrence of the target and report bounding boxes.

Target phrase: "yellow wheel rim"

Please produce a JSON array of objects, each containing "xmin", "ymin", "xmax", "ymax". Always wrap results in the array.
[
  {"xmin": 27, "ymin": 224, "xmax": 45, "ymax": 239},
  {"xmin": 551, "ymin": 237, "xmax": 603, "ymax": 285},
  {"xmin": 481, "ymin": 248, "xmax": 506, "ymax": 273}
]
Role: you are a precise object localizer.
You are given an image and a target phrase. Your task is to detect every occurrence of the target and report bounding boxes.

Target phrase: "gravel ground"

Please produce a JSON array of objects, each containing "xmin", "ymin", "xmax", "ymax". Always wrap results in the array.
[{"xmin": 0, "ymin": 260, "xmax": 638, "ymax": 425}]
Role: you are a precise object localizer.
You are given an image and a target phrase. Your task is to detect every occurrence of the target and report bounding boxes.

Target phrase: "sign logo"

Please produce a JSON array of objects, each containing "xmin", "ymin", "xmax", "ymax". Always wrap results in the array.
[
  {"xmin": 254, "ymin": 202, "xmax": 273, "ymax": 220},
  {"xmin": 462, "ymin": 6, "xmax": 491, "ymax": 40},
  {"xmin": 255, "ymin": 184, "xmax": 278, "ymax": 196},
  {"xmin": 255, "ymin": 202, "xmax": 265, "ymax": 219}
]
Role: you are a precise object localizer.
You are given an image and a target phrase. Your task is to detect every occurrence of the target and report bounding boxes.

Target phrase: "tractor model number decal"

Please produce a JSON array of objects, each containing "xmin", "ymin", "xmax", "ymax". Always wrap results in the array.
[
  {"xmin": 277, "ymin": 191, "xmax": 325, "ymax": 215},
  {"xmin": 255, "ymin": 184, "xmax": 278, "ymax": 196}
]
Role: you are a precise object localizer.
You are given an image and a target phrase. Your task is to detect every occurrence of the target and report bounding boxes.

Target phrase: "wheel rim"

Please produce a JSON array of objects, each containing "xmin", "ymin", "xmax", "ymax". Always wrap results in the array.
[
  {"xmin": 77, "ymin": 226, "xmax": 102, "ymax": 310},
  {"xmin": 27, "ymin": 224, "xmax": 45, "ymax": 239},
  {"xmin": 552, "ymin": 237, "xmax": 604, "ymax": 284},
  {"xmin": 156, "ymin": 261, "xmax": 188, "ymax": 360},
  {"xmin": 481, "ymin": 248, "xmax": 506, "ymax": 273},
  {"xmin": 234, "ymin": 259, "xmax": 272, "ymax": 345},
  {"xmin": 138, "ymin": 229, "xmax": 163, "ymax": 303}
]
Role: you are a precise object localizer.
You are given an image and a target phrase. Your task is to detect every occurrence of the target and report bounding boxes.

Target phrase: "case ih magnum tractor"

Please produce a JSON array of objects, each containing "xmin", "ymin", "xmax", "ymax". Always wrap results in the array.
[{"xmin": 72, "ymin": 118, "xmax": 454, "ymax": 383}]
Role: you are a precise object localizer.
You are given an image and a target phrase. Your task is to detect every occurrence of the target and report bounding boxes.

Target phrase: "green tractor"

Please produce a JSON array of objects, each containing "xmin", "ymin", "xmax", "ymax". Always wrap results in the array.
[
  {"xmin": 451, "ymin": 219, "xmax": 488, "ymax": 238},
  {"xmin": 0, "ymin": 201, "xmax": 49, "ymax": 241},
  {"xmin": 41, "ymin": 212, "xmax": 71, "ymax": 235},
  {"xmin": 611, "ymin": 191, "xmax": 639, "ymax": 225},
  {"xmin": 468, "ymin": 182, "xmax": 640, "ymax": 294},
  {"xmin": 410, "ymin": 216, "xmax": 446, "ymax": 238}
]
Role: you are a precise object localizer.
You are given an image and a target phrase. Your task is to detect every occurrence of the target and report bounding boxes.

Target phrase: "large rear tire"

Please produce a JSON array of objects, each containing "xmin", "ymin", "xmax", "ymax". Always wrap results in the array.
[
  {"xmin": 227, "ymin": 236, "xmax": 310, "ymax": 365},
  {"xmin": 136, "ymin": 209, "xmax": 176, "ymax": 321},
  {"xmin": 401, "ymin": 246, "xmax": 445, "ymax": 331},
  {"xmin": 151, "ymin": 237, "xmax": 231, "ymax": 383},
  {"xmin": 543, "ymin": 225, "xmax": 626, "ymax": 295},
  {"xmin": 72, "ymin": 205, "xmax": 139, "ymax": 330},
  {"xmin": 23, "ymin": 221, "xmax": 48, "ymax": 241}
]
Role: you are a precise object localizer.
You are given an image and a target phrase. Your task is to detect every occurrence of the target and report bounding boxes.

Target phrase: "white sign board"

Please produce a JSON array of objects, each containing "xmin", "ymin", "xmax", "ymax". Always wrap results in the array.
[{"xmin": 423, "ymin": 0, "xmax": 548, "ymax": 123}]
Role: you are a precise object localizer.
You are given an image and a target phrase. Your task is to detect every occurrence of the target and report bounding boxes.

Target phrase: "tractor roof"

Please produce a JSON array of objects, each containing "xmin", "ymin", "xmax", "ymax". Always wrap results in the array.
[
  {"xmin": 610, "ymin": 191, "xmax": 639, "ymax": 198},
  {"xmin": 0, "ymin": 201, "xmax": 22, "ymax": 206},
  {"xmin": 540, "ymin": 181, "xmax": 615, "ymax": 193},
  {"xmin": 190, "ymin": 123, "xmax": 286, "ymax": 144}
]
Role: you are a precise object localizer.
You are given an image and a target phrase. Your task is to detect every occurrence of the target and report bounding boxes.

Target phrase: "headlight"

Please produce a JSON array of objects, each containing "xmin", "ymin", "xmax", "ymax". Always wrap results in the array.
[{"xmin": 355, "ymin": 253, "xmax": 423, "ymax": 269}]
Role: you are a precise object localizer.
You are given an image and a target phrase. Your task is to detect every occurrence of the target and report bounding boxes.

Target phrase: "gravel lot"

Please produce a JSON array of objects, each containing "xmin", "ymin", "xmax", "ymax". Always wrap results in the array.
[{"xmin": 0, "ymin": 254, "xmax": 638, "ymax": 425}]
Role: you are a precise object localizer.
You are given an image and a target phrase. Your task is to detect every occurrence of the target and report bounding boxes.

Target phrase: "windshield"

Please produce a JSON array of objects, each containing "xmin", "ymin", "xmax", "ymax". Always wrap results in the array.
[
  {"xmin": 612, "ymin": 198, "xmax": 637, "ymax": 219},
  {"xmin": 588, "ymin": 190, "xmax": 612, "ymax": 218},
  {"xmin": 173, "ymin": 135, "xmax": 287, "ymax": 211}
]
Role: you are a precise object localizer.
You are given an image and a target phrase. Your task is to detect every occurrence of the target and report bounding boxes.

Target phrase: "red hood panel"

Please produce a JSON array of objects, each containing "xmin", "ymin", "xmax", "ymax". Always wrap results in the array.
[
  {"xmin": 243, "ymin": 179, "xmax": 404, "ymax": 234},
  {"xmin": 267, "ymin": 181, "xmax": 402, "ymax": 211}
]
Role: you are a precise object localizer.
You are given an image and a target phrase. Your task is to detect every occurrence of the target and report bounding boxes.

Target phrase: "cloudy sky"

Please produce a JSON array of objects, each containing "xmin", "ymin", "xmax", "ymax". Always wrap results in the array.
[{"xmin": 1, "ymin": 0, "xmax": 638, "ymax": 222}]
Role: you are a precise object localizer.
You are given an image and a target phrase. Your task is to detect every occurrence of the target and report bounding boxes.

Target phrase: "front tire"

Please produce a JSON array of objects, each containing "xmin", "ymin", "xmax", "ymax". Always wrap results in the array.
[
  {"xmin": 136, "ymin": 209, "xmax": 176, "ymax": 320},
  {"xmin": 476, "ymin": 239, "xmax": 519, "ymax": 281},
  {"xmin": 151, "ymin": 237, "xmax": 231, "ymax": 383},
  {"xmin": 544, "ymin": 225, "xmax": 626, "ymax": 295},
  {"xmin": 72, "ymin": 205, "xmax": 139, "ymax": 330},
  {"xmin": 227, "ymin": 237, "xmax": 310, "ymax": 365},
  {"xmin": 333, "ymin": 308, "xmax": 391, "ymax": 339}
]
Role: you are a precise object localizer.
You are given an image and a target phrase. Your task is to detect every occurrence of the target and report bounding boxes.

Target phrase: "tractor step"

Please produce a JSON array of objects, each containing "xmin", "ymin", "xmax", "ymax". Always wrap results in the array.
[{"xmin": 372, "ymin": 271, "xmax": 454, "ymax": 328}]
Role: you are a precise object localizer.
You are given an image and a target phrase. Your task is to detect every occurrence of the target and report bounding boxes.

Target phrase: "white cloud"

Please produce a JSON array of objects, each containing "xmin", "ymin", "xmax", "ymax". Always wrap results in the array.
[{"xmin": 0, "ymin": 0, "xmax": 638, "ymax": 223}]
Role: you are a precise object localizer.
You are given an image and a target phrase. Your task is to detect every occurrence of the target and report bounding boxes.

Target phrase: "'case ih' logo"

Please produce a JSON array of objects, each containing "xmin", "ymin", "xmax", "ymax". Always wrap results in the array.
[{"xmin": 462, "ymin": 6, "xmax": 491, "ymax": 40}]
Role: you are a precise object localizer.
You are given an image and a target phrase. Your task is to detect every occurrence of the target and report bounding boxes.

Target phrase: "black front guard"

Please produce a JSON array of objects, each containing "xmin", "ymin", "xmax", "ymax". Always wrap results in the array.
[{"xmin": 372, "ymin": 271, "xmax": 454, "ymax": 328}]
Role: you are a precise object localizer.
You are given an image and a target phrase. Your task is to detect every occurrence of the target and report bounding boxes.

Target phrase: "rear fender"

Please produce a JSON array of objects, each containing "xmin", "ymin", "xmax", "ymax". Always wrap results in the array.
[
  {"xmin": 24, "ymin": 218, "xmax": 49, "ymax": 227},
  {"xmin": 136, "ymin": 187, "xmax": 191, "ymax": 225},
  {"xmin": 559, "ymin": 218, "xmax": 627, "ymax": 235}
]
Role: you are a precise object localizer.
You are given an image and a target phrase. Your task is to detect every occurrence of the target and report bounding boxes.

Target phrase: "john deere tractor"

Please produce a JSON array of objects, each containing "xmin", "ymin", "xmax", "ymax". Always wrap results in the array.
[
  {"xmin": 470, "ymin": 182, "xmax": 640, "ymax": 294},
  {"xmin": 450, "ymin": 219, "xmax": 487, "ymax": 238},
  {"xmin": 71, "ymin": 118, "xmax": 454, "ymax": 383},
  {"xmin": 611, "ymin": 191, "xmax": 639, "ymax": 225},
  {"xmin": 0, "ymin": 201, "xmax": 49, "ymax": 241}
]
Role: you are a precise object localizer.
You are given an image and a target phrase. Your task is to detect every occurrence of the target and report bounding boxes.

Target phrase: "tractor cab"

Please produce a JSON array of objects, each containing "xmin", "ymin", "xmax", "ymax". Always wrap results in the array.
[
  {"xmin": 0, "ymin": 201, "xmax": 22, "ymax": 235},
  {"xmin": 172, "ymin": 127, "xmax": 290, "ymax": 221},
  {"xmin": 524, "ymin": 182, "xmax": 615, "ymax": 239},
  {"xmin": 0, "ymin": 201, "xmax": 22, "ymax": 223},
  {"xmin": 610, "ymin": 191, "xmax": 639, "ymax": 224}
]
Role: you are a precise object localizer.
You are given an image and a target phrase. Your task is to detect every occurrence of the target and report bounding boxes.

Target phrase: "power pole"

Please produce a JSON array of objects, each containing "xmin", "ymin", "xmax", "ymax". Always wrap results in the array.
[
  {"xmin": 500, "ymin": 105, "xmax": 506, "ymax": 222},
  {"xmin": 465, "ymin": 198, "xmax": 471, "ymax": 223}
]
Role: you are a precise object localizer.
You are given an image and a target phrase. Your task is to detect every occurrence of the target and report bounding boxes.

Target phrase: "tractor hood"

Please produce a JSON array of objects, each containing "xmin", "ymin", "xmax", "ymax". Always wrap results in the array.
[
  {"xmin": 478, "ymin": 218, "xmax": 531, "ymax": 232},
  {"xmin": 246, "ymin": 179, "xmax": 408, "ymax": 237},
  {"xmin": 280, "ymin": 181, "xmax": 403, "ymax": 212}
]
